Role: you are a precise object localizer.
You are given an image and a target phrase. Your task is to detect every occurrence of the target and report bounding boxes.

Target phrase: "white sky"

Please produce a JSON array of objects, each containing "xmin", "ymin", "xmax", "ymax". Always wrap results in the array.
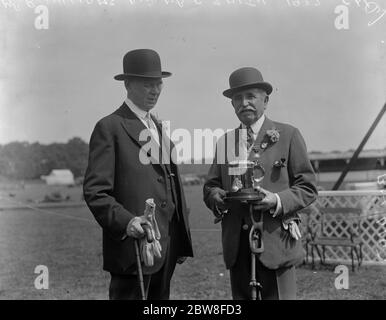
[{"xmin": 0, "ymin": 0, "xmax": 385, "ymax": 153}]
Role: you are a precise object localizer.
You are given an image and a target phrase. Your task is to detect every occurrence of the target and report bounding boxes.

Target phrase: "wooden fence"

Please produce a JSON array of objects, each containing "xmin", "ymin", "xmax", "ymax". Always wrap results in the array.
[{"xmin": 300, "ymin": 190, "xmax": 386, "ymax": 265}]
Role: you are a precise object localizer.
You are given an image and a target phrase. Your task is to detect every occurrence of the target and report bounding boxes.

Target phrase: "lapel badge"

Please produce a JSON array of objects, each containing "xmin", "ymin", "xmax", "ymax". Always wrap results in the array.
[
  {"xmin": 273, "ymin": 158, "xmax": 286, "ymax": 168},
  {"xmin": 261, "ymin": 142, "xmax": 268, "ymax": 149},
  {"xmin": 252, "ymin": 148, "xmax": 260, "ymax": 161}
]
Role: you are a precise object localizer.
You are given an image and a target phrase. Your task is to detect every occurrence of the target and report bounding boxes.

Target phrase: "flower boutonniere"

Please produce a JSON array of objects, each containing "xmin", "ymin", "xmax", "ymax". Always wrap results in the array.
[
  {"xmin": 266, "ymin": 129, "xmax": 280, "ymax": 143},
  {"xmin": 261, "ymin": 128, "xmax": 280, "ymax": 149}
]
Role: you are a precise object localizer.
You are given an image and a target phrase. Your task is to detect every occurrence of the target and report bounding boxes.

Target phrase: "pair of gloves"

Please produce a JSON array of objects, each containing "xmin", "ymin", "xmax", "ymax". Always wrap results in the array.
[{"xmin": 126, "ymin": 199, "xmax": 162, "ymax": 267}]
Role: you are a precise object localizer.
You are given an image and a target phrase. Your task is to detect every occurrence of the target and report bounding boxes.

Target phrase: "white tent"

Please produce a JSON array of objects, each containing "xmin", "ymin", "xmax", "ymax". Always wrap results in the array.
[{"xmin": 41, "ymin": 169, "xmax": 75, "ymax": 186}]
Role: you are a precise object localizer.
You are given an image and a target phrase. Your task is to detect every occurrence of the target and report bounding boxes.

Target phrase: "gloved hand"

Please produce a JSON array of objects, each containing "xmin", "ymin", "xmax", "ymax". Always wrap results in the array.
[{"xmin": 126, "ymin": 216, "xmax": 152, "ymax": 239}]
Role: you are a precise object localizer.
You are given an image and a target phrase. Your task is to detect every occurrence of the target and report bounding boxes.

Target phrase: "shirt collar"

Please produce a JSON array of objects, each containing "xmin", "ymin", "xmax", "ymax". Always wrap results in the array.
[
  {"xmin": 241, "ymin": 114, "xmax": 265, "ymax": 134},
  {"xmin": 125, "ymin": 97, "xmax": 150, "ymax": 120}
]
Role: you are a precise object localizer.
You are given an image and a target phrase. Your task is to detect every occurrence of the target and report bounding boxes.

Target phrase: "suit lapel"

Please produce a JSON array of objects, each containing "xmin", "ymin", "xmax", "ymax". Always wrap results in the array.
[{"xmin": 118, "ymin": 103, "xmax": 164, "ymax": 169}]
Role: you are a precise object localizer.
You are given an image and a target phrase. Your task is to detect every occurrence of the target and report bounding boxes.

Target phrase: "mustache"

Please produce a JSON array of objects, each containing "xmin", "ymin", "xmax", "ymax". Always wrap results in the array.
[{"xmin": 237, "ymin": 107, "xmax": 256, "ymax": 115}]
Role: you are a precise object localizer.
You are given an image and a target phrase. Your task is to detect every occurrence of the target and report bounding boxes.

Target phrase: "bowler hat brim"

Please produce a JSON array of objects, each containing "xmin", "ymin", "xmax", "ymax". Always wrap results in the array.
[
  {"xmin": 114, "ymin": 71, "xmax": 172, "ymax": 81},
  {"xmin": 223, "ymin": 82, "xmax": 273, "ymax": 98}
]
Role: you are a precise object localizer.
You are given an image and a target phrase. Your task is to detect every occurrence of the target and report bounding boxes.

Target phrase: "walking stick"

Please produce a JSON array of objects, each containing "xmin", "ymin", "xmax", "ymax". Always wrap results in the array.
[
  {"xmin": 249, "ymin": 204, "xmax": 264, "ymax": 300},
  {"xmin": 134, "ymin": 239, "xmax": 146, "ymax": 300},
  {"xmin": 134, "ymin": 224, "xmax": 154, "ymax": 300}
]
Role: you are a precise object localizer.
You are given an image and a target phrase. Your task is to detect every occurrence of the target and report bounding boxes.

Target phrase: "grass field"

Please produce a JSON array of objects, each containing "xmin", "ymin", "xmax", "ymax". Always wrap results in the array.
[{"xmin": 0, "ymin": 184, "xmax": 385, "ymax": 300}]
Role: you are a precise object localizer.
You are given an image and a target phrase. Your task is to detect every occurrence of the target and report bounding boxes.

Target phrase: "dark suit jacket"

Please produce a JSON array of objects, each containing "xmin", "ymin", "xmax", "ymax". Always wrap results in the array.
[
  {"xmin": 83, "ymin": 103, "xmax": 193, "ymax": 275},
  {"xmin": 203, "ymin": 117, "xmax": 317, "ymax": 270}
]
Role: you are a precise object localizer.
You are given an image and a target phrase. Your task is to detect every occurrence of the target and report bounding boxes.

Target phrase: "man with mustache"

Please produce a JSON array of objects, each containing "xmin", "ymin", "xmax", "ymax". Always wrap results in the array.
[
  {"xmin": 84, "ymin": 49, "xmax": 193, "ymax": 300},
  {"xmin": 203, "ymin": 67, "xmax": 317, "ymax": 299}
]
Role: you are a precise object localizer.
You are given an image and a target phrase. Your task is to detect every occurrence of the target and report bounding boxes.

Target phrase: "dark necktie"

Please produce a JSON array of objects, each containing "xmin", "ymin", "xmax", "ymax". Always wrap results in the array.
[{"xmin": 247, "ymin": 126, "xmax": 254, "ymax": 149}]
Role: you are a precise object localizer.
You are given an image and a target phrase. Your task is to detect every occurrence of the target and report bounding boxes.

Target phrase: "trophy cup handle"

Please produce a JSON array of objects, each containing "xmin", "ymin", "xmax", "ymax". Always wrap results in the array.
[{"xmin": 252, "ymin": 161, "xmax": 265, "ymax": 190}]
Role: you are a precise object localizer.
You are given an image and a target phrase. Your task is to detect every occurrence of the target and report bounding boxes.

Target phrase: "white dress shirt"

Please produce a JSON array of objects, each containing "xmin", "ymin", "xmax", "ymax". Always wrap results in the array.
[
  {"xmin": 241, "ymin": 114, "xmax": 266, "ymax": 143},
  {"xmin": 125, "ymin": 98, "xmax": 160, "ymax": 146}
]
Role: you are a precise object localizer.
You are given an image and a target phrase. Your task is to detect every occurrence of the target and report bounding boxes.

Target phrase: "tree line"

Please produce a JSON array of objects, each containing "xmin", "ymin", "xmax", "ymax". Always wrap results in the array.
[{"xmin": 0, "ymin": 137, "xmax": 89, "ymax": 180}]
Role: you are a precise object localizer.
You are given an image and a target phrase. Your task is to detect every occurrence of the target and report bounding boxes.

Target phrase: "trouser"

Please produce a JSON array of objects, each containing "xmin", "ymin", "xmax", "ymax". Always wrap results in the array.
[
  {"xmin": 229, "ymin": 226, "xmax": 297, "ymax": 300},
  {"xmin": 109, "ymin": 214, "xmax": 180, "ymax": 300}
]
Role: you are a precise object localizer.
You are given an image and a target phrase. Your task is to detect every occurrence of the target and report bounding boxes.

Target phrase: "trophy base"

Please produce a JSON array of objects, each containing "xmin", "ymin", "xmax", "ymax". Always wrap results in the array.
[{"xmin": 225, "ymin": 188, "xmax": 264, "ymax": 203}]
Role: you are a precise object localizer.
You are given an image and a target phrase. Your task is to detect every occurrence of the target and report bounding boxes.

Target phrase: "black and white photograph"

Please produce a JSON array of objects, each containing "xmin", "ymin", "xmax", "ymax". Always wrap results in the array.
[{"xmin": 0, "ymin": 0, "xmax": 385, "ymax": 306}]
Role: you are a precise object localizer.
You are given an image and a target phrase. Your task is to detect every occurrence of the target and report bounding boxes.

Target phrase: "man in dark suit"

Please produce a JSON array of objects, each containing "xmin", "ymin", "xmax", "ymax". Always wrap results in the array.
[
  {"xmin": 83, "ymin": 49, "xmax": 193, "ymax": 300},
  {"xmin": 203, "ymin": 67, "xmax": 317, "ymax": 300}
]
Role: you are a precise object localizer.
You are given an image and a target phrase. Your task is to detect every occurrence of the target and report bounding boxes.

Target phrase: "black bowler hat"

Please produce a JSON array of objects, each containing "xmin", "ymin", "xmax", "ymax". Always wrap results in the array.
[
  {"xmin": 114, "ymin": 49, "xmax": 172, "ymax": 80},
  {"xmin": 223, "ymin": 67, "xmax": 273, "ymax": 98}
]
